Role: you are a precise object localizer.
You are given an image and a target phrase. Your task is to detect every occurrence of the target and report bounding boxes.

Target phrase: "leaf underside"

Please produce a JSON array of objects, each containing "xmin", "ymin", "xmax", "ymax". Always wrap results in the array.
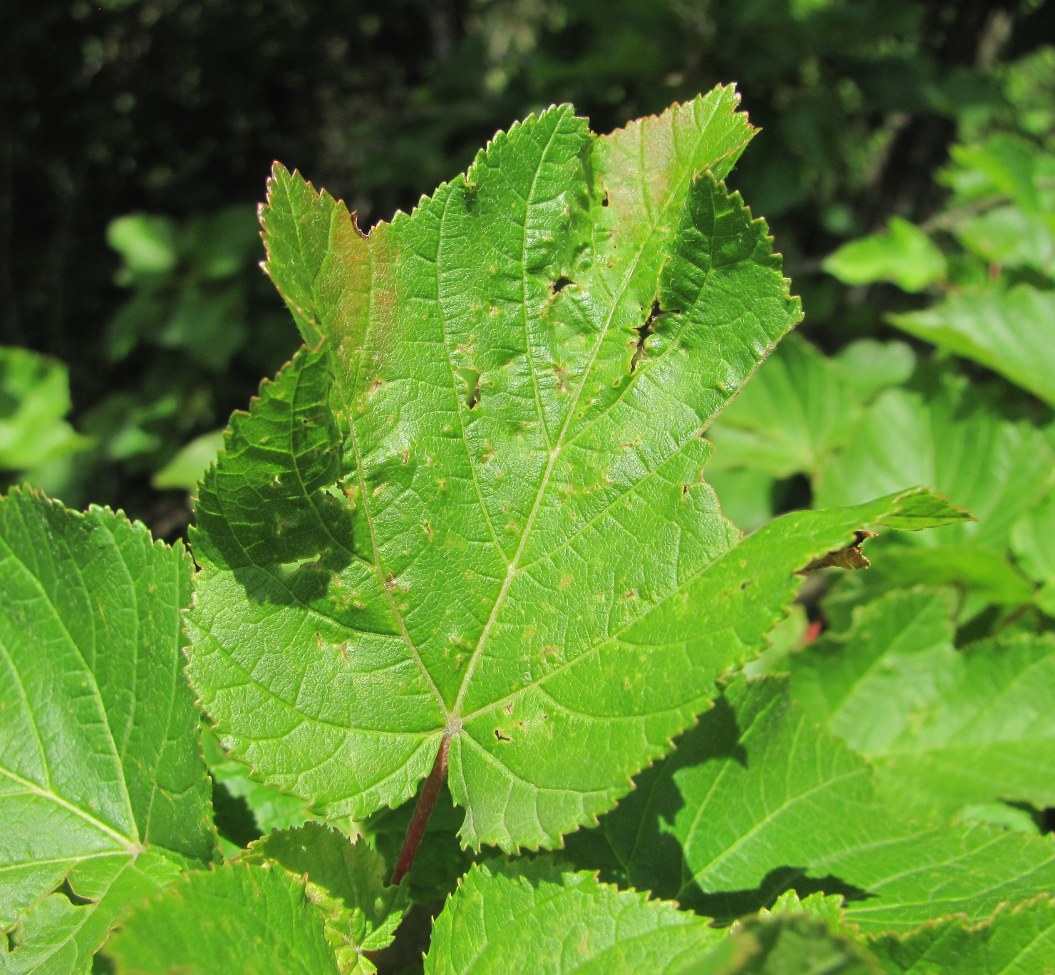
[{"xmin": 185, "ymin": 88, "xmax": 964, "ymax": 852}]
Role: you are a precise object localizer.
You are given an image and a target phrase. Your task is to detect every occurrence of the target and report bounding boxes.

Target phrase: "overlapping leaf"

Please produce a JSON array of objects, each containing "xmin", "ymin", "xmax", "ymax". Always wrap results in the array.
[
  {"xmin": 185, "ymin": 90, "xmax": 964, "ymax": 852},
  {"xmin": 565, "ymin": 675, "xmax": 1055, "ymax": 937},
  {"xmin": 0, "ymin": 489, "xmax": 214, "ymax": 973},
  {"xmin": 788, "ymin": 588, "xmax": 1055, "ymax": 817},
  {"xmin": 424, "ymin": 859, "xmax": 723, "ymax": 975},
  {"xmin": 102, "ymin": 862, "xmax": 340, "ymax": 975}
]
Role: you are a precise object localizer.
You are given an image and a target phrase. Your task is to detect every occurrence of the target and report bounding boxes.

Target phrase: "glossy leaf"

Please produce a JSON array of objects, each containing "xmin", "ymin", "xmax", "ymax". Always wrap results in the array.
[{"xmin": 0, "ymin": 489, "xmax": 213, "ymax": 973}]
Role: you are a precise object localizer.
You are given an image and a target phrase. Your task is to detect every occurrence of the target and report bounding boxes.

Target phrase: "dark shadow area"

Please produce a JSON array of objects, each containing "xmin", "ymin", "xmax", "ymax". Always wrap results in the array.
[
  {"xmin": 209, "ymin": 775, "xmax": 261, "ymax": 850},
  {"xmin": 689, "ymin": 866, "xmax": 874, "ymax": 926}
]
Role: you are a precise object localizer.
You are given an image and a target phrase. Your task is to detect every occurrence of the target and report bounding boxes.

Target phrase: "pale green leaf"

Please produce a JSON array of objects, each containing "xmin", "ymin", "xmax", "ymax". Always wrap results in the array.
[
  {"xmin": 0, "ymin": 489, "xmax": 213, "ymax": 973},
  {"xmin": 423, "ymin": 859, "xmax": 724, "ymax": 975},
  {"xmin": 151, "ymin": 429, "xmax": 225, "ymax": 492},
  {"xmin": 102, "ymin": 861, "xmax": 341, "ymax": 975},
  {"xmin": 244, "ymin": 824, "xmax": 409, "ymax": 972},
  {"xmin": 822, "ymin": 218, "xmax": 946, "ymax": 292},
  {"xmin": 565, "ymin": 676, "xmax": 1055, "ymax": 935},
  {"xmin": 832, "ymin": 340, "xmax": 916, "ymax": 401},
  {"xmin": 888, "ymin": 286, "xmax": 1055, "ymax": 407},
  {"xmin": 788, "ymin": 589, "xmax": 1055, "ymax": 815},
  {"xmin": 0, "ymin": 348, "xmax": 89, "ymax": 472}
]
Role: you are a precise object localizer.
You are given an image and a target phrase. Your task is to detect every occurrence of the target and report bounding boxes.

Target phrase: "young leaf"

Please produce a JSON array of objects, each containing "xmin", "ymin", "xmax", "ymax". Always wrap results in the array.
[
  {"xmin": 565, "ymin": 675, "xmax": 1055, "ymax": 935},
  {"xmin": 102, "ymin": 861, "xmax": 340, "ymax": 975},
  {"xmin": 185, "ymin": 91, "xmax": 964, "ymax": 853},
  {"xmin": 787, "ymin": 589, "xmax": 1055, "ymax": 817},
  {"xmin": 0, "ymin": 488, "xmax": 213, "ymax": 973},
  {"xmin": 822, "ymin": 216, "xmax": 946, "ymax": 292},
  {"xmin": 423, "ymin": 859, "xmax": 724, "ymax": 975},
  {"xmin": 243, "ymin": 824, "xmax": 409, "ymax": 971}
]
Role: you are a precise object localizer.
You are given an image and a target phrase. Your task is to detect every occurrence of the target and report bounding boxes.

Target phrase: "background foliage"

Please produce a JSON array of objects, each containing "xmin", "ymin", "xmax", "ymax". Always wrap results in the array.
[{"xmin": 2, "ymin": 0, "xmax": 1052, "ymax": 528}]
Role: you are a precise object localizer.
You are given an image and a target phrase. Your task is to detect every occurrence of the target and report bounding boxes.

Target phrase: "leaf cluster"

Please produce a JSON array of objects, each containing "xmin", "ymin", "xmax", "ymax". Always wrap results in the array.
[{"xmin": 2, "ymin": 87, "xmax": 1053, "ymax": 974}]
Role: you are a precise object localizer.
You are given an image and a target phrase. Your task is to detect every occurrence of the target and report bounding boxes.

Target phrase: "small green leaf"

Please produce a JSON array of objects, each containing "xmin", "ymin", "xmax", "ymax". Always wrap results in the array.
[
  {"xmin": 106, "ymin": 213, "xmax": 179, "ymax": 279},
  {"xmin": 423, "ymin": 859, "xmax": 724, "ymax": 975},
  {"xmin": 0, "ymin": 489, "xmax": 213, "ymax": 973},
  {"xmin": 0, "ymin": 347, "xmax": 89, "ymax": 472},
  {"xmin": 151, "ymin": 428, "xmax": 226, "ymax": 491},
  {"xmin": 102, "ymin": 861, "xmax": 341, "ymax": 975},
  {"xmin": 822, "ymin": 217, "xmax": 946, "ymax": 292},
  {"xmin": 244, "ymin": 824, "xmax": 409, "ymax": 972}
]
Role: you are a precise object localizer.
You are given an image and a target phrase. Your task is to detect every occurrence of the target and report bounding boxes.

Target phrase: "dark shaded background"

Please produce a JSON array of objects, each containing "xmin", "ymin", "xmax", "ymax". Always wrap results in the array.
[{"xmin": 2, "ymin": 0, "xmax": 1051, "ymax": 531}]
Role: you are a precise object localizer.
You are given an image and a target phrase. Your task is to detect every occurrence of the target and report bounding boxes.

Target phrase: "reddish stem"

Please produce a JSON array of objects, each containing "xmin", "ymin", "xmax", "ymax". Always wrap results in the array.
[{"xmin": 391, "ymin": 734, "xmax": 451, "ymax": 886}]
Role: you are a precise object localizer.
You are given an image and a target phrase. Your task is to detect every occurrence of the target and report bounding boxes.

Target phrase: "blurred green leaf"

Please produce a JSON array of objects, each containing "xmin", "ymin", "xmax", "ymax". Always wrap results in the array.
[
  {"xmin": 0, "ymin": 347, "xmax": 90, "ymax": 472},
  {"xmin": 815, "ymin": 373, "xmax": 1053, "ymax": 551},
  {"xmin": 707, "ymin": 336, "xmax": 861, "ymax": 478},
  {"xmin": 823, "ymin": 217, "xmax": 946, "ymax": 292},
  {"xmin": 106, "ymin": 214, "xmax": 178, "ymax": 279},
  {"xmin": 151, "ymin": 428, "xmax": 226, "ymax": 491},
  {"xmin": 889, "ymin": 286, "xmax": 1055, "ymax": 407}
]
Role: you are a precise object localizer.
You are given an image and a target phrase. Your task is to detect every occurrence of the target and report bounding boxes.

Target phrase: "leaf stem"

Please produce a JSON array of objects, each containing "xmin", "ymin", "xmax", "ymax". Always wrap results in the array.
[{"xmin": 391, "ymin": 734, "xmax": 451, "ymax": 886}]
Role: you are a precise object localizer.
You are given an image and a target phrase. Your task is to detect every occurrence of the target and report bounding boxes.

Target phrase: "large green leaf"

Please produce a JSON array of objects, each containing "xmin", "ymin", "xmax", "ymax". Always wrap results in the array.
[
  {"xmin": 787, "ymin": 589, "xmax": 1055, "ymax": 817},
  {"xmin": 185, "ymin": 91, "xmax": 964, "ymax": 853},
  {"xmin": 565, "ymin": 675, "xmax": 1055, "ymax": 936},
  {"xmin": 0, "ymin": 489, "xmax": 214, "ymax": 974}
]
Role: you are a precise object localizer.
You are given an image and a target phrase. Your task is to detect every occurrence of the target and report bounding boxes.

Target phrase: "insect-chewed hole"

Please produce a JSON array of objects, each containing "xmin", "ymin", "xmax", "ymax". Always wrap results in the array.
[
  {"xmin": 552, "ymin": 276, "xmax": 573, "ymax": 294},
  {"xmin": 455, "ymin": 367, "xmax": 481, "ymax": 410}
]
